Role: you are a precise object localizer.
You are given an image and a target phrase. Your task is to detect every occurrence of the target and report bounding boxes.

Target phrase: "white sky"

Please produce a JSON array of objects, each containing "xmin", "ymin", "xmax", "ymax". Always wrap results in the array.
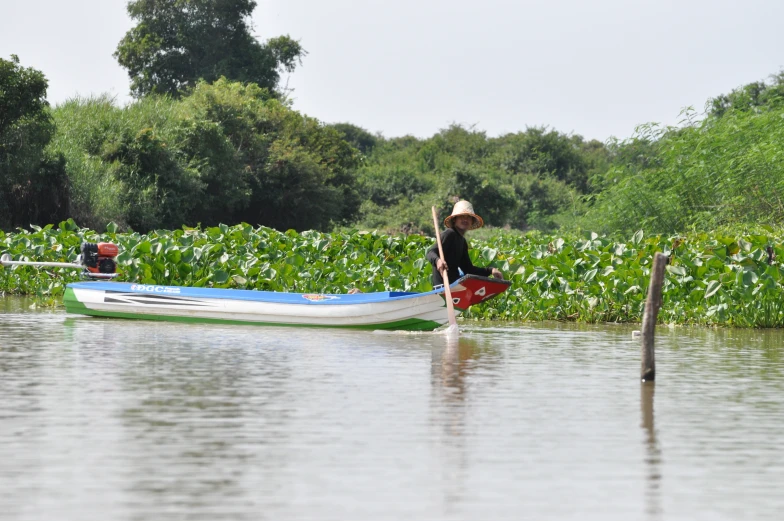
[{"xmin": 2, "ymin": 0, "xmax": 783, "ymax": 142}]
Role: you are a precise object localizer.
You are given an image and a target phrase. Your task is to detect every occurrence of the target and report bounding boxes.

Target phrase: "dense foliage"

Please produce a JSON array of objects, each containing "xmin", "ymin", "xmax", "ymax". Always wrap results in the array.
[
  {"xmin": 3, "ymin": 223, "xmax": 784, "ymax": 328},
  {"xmin": 47, "ymin": 79, "xmax": 360, "ymax": 233},
  {"xmin": 7, "ymin": 43, "xmax": 784, "ymax": 240},
  {"xmin": 342, "ymin": 72, "xmax": 784, "ymax": 237},
  {"xmin": 345, "ymin": 124, "xmax": 607, "ymax": 235},
  {"xmin": 0, "ymin": 56, "xmax": 69, "ymax": 230},
  {"xmin": 584, "ymin": 103, "xmax": 784, "ymax": 235},
  {"xmin": 709, "ymin": 71, "xmax": 784, "ymax": 117},
  {"xmin": 114, "ymin": 0, "xmax": 304, "ymax": 98}
]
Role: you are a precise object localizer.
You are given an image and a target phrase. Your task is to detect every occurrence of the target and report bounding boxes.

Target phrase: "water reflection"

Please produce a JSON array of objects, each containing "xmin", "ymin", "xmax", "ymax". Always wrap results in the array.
[
  {"xmin": 430, "ymin": 336, "xmax": 485, "ymax": 430},
  {"xmin": 0, "ymin": 296, "xmax": 35, "ymax": 314},
  {"xmin": 430, "ymin": 336, "xmax": 469, "ymax": 512},
  {"xmin": 83, "ymin": 319, "xmax": 294, "ymax": 506},
  {"xmin": 4, "ymin": 306, "xmax": 784, "ymax": 520},
  {"xmin": 434, "ymin": 336, "xmax": 475, "ymax": 401},
  {"xmin": 641, "ymin": 382, "xmax": 661, "ymax": 520}
]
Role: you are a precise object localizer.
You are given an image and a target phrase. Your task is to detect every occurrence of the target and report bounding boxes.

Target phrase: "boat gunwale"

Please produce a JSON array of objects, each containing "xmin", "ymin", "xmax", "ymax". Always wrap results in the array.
[{"xmin": 66, "ymin": 275, "xmax": 510, "ymax": 306}]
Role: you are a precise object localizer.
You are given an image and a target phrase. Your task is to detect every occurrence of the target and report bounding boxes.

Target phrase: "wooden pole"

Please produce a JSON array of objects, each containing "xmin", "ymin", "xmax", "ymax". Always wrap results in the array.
[
  {"xmin": 641, "ymin": 252, "xmax": 667, "ymax": 381},
  {"xmin": 431, "ymin": 206, "xmax": 458, "ymax": 330}
]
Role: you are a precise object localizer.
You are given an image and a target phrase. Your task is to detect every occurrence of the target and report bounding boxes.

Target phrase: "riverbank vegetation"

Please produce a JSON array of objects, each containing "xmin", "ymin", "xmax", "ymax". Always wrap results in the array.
[
  {"xmin": 4, "ymin": 53, "xmax": 784, "ymax": 237},
  {"xmin": 2, "ymin": 223, "xmax": 784, "ymax": 328},
  {"xmin": 3, "ymin": 0, "xmax": 784, "ymax": 326}
]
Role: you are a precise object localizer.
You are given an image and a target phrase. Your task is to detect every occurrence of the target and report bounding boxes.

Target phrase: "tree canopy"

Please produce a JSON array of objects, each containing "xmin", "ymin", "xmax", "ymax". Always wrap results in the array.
[
  {"xmin": 1, "ymin": 55, "xmax": 52, "ymax": 176},
  {"xmin": 114, "ymin": 0, "xmax": 305, "ymax": 98},
  {"xmin": 709, "ymin": 71, "xmax": 784, "ymax": 117},
  {"xmin": 0, "ymin": 55, "xmax": 68, "ymax": 229},
  {"xmin": 350, "ymin": 125, "xmax": 601, "ymax": 234},
  {"xmin": 47, "ymin": 79, "xmax": 360, "ymax": 233}
]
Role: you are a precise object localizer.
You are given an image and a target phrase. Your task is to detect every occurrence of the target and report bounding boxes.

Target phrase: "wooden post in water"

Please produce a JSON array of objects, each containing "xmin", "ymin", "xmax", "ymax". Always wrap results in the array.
[{"xmin": 641, "ymin": 252, "xmax": 667, "ymax": 381}]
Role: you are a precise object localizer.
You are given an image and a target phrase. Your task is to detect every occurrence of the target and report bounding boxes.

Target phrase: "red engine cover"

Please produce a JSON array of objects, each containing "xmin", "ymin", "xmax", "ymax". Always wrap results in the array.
[{"xmin": 97, "ymin": 242, "xmax": 119, "ymax": 257}]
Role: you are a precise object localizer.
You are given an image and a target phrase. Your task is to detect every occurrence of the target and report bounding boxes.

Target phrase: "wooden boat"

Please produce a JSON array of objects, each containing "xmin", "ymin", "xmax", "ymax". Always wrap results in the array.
[{"xmin": 63, "ymin": 275, "xmax": 511, "ymax": 331}]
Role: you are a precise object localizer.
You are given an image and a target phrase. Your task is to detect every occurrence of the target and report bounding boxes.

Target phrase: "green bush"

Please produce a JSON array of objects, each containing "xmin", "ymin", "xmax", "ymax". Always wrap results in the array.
[{"xmin": 46, "ymin": 79, "xmax": 361, "ymax": 233}]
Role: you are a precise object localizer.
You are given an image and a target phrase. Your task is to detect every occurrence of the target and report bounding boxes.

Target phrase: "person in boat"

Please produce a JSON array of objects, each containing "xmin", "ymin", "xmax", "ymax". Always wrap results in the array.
[{"xmin": 427, "ymin": 200, "xmax": 504, "ymax": 288}]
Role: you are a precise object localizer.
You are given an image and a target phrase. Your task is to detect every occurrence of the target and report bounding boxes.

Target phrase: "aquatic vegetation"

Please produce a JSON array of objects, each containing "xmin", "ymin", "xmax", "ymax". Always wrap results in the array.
[{"xmin": 2, "ymin": 222, "xmax": 784, "ymax": 328}]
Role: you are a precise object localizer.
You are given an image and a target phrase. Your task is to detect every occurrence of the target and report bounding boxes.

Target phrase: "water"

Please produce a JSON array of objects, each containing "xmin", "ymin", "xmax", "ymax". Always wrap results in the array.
[{"xmin": 1, "ymin": 297, "xmax": 783, "ymax": 520}]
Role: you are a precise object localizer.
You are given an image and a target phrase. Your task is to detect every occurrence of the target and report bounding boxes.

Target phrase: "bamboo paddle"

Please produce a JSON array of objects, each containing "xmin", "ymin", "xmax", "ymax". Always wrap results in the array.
[{"xmin": 431, "ymin": 206, "xmax": 458, "ymax": 330}]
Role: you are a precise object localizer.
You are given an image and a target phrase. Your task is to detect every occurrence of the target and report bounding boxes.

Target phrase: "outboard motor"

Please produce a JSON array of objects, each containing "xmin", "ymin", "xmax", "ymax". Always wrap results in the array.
[{"xmin": 80, "ymin": 242, "xmax": 119, "ymax": 277}]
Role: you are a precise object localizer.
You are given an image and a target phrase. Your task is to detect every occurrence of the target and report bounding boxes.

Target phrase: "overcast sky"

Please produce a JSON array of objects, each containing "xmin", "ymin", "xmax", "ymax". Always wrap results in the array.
[{"xmin": 2, "ymin": 0, "xmax": 784, "ymax": 142}]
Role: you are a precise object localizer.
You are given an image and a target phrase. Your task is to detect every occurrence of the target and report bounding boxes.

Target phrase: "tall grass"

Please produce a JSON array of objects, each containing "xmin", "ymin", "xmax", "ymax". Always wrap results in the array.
[
  {"xmin": 48, "ymin": 95, "xmax": 184, "ymax": 231},
  {"xmin": 584, "ymin": 106, "xmax": 784, "ymax": 234}
]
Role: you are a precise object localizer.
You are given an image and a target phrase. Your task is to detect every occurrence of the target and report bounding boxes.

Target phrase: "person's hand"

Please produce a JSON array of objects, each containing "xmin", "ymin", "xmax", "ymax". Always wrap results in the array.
[
  {"xmin": 436, "ymin": 259, "xmax": 448, "ymax": 273},
  {"xmin": 491, "ymin": 268, "xmax": 504, "ymax": 280}
]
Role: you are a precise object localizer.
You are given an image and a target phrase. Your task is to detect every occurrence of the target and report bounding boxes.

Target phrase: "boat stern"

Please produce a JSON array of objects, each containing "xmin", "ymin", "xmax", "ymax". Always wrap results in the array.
[{"xmin": 447, "ymin": 275, "xmax": 511, "ymax": 311}]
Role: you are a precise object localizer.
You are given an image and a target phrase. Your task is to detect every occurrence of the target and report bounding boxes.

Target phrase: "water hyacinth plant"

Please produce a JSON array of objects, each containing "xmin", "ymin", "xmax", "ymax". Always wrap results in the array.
[{"xmin": 2, "ymin": 221, "xmax": 784, "ymax": 328}]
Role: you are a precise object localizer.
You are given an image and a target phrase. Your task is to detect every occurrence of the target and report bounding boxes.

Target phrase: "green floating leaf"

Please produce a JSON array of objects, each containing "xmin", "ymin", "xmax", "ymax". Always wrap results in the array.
[
  {"xmin": 583, "ymin": 268, "xmax": 598, "ymax": 282},
  {"xmin": 705, "ymin": 280, "xmax": 722, "ymax": 299},
  {"xmin": 167, "ymin": 249, "xmax": 182, "ymax": 263},
  {"xmin": 727, "ymin": 242, "xmax": 740, "ymax": 255},
  {"xmin": 482, "ymin": 248, "xmax": 498, "ymax": 262},
  {"xmin": 180, "ymin": 247, "xmax": 194, "ymax": 263},
  {"xmin": 666, "ymin": 265, "xmax": 687, "ymax": 276}
]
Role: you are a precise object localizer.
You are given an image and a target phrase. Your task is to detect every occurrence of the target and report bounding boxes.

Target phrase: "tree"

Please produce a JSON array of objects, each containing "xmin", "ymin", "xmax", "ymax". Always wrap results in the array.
[
  {"xmin": 709, "ymin": 71, "xmax": 784, "ymax": 117},
  {"xmin": 493, "ymin": 127, "xmax": 591, "ymax": 192},
  {"xmin": 183, "ymin": 79, "xmax": 361, "ymax": 231},
  {"xmin": 448, "ymin": 164, "xmax": 517, "ymax": 227},
  {"xmin": 0, "ymin": 55, "xmax": 68, "ymax": 229},
  {"xmin": 1, "ymin": 55, "xmax": 52, "ymax": 181},
  {"xmin": 329, "ymin": 123, "xmax": 378, "ymax": 154},
  {"xmin": 114, "ymin": 0, "xmax": 305, "ymax": 98}
]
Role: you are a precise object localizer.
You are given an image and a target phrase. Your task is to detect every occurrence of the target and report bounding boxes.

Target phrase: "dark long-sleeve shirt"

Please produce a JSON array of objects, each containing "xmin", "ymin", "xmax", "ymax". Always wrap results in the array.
[{"xmin": 426, "ymin": 228, "xmax": 491, "ymax": 287}]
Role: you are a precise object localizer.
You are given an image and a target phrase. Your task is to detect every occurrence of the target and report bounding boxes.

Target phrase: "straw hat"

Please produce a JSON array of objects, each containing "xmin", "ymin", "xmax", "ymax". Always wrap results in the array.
[{"xmin": 444, "ymin": 200, "xmax": 484, "ymax": 229}]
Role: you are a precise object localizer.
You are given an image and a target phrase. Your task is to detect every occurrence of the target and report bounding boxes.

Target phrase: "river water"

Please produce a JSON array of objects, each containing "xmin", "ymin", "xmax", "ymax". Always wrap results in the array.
[{"xmin": 1, "ymin": 297, "xmax": 783, "ymax": 520}]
